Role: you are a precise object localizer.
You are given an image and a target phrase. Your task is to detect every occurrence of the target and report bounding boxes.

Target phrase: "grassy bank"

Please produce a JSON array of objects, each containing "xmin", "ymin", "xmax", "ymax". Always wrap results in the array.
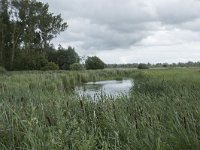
[{"xmin": 0, "ymin": 68, "xmax": 200, "ymax": 149}]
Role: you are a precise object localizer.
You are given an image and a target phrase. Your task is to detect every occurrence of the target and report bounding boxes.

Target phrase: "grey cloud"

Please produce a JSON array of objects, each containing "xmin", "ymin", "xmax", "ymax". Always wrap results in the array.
[
  {"xmin": 152, "ymin": 0, "xmax": 200, "ymax": 24},
  {"xmin": 55, "ymin": 18, "xmax": 150, "ymax": 50},
  {"xmin": 179, "ymin": 19, "xmax": 200, "ymax": 32},
  {"xmin": 40, "ymin": 0, "xmax": 200, "ymax": 63}
]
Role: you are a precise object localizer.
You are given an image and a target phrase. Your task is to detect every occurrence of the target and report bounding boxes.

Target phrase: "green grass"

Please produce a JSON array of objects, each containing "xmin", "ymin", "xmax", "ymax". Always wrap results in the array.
[{"xmin": 0, "ymin": 68, "xmax": 200, "ymax": 149}]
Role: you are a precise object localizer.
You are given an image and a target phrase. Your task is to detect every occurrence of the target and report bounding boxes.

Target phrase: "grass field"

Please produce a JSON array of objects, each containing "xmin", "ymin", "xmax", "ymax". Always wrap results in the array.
[{"xmin": 0, "ymin": 68, "xmax": 200, "ymax": 149}]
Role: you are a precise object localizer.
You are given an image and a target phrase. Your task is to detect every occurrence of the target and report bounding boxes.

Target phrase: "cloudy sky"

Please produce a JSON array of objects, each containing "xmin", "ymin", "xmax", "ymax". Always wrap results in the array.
[{"xmin": 41, "ymin": 0, "xmax": 200, "ymax": 64}]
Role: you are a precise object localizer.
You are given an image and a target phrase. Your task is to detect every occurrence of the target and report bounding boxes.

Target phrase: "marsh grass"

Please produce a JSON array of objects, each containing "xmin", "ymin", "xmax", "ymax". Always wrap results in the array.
[{"xmin": 0, "ymin": 68, "xmax": 200, "ymax": 149}]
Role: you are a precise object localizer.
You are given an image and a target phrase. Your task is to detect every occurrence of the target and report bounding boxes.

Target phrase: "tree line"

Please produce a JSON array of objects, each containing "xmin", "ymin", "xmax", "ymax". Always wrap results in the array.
[
  {"xmin": 0, "ymin": 0, "xmax": 106, "ymax": 71},
  {"xmin": 107, "ymin": 61, "xmax": 200, "ymax": 69}
]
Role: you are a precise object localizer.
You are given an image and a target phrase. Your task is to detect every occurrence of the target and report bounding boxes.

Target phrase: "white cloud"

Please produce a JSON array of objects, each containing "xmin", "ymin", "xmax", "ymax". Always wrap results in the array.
[{"xmin": 40, "ymin": 0, "xmax": 200, "ymax": 63}]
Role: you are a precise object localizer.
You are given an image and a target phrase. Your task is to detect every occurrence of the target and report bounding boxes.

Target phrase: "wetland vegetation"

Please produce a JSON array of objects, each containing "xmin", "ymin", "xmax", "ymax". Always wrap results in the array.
[
  {"xmin": 1, "ymin": 0, "xmax": 200, "ymax": 149},
  {"xmin": 1, "ymin": 68, "xmax": 200, "ymax": 149}
]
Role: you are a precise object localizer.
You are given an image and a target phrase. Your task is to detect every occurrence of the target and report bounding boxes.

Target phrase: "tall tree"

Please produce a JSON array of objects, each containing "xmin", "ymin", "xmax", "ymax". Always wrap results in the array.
[
  {"xmin": 12, "ymin": 0, "xmax": 68, "ymax": 51},
  {"xmin": 0, "ymin": 0, "xmax": 68, "ymax": 70},
  {"xmin": 0, "ymin": 0, "xmax": 11, "ymax": 68},
  {"xmin": 0, "ymin": 18, "xmax": 5, "ymax": 66}
]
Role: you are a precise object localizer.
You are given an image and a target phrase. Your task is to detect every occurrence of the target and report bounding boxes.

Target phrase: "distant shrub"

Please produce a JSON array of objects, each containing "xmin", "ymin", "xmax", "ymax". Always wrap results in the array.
[
  {"xmin": 163, "ymin": 63, "xmax": 168, "ymax": 67},
  {"xmin": 138, "ymin": 63, "xmax": 149, "ymax": 69},
  {"xmin": 85, "ymin": 56, "xmax": 105, "ymax": 70},
  {"xmin": 70, "ymin": 63, "xmax": 84, "ymax": 71},
  {"xmin": 41, "ymin": 62, "xmax": 59, "ymax": 71},
  {"xmin": 0, "ymin": 67, "xmax": 6, "ymax": 74}
]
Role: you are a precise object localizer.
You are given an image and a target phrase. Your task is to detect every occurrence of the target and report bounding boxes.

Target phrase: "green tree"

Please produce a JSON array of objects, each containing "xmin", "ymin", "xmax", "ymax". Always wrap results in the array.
[
  {"xmin": 14, "ymin": 52, "xmax": 48, "ymax": 70},
  {"xmin": 56, "ymin": 46, "xmax": 80, "ymax": 70},
  {"xmin": 0, "ymin": 0, "xmax": 11, "ymax": 68},
  {"xmin": 0, "ymin": 18, "xmax": 5, "ymax": 66},
  {"xmin": 85, "ymin": 56, "xmax": 105, "ymax": 70},
  {"xmin": 46, "ymin": 44, "xmax": 58, "ymax": 63},
  {"xmin": 138, "ymin": 63, "xmax": 149, "ymax": 69},
  {"xmin": 0, "ymin": 0, "xmax": 67, "ymax": 70}
]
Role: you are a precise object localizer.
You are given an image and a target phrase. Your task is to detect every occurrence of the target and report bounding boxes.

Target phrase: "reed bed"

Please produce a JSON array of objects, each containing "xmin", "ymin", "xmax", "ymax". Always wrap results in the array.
[{"xmin": 0, "ymin": 68, "xmax": 200, "ymax": 149}]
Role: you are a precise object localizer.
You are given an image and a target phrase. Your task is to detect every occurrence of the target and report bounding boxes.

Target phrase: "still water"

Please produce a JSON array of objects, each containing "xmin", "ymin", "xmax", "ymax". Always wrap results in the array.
[{"xmin": 75, "ymin": 79, "xmax": 133, "ymax": 100}]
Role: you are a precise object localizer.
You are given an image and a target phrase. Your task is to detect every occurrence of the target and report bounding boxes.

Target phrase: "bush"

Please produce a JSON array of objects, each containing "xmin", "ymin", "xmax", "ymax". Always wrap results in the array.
[
  {"xmin": 14, "ymin": 52, "xmax": 48, "ymax": 70},
  {"xmin": 85, "ymin": 56, "xmax": 105, "ymax": 70},
  {"xmin": 163, "ymin": 63, "xmax": 168, "ymax": 67},
  {"xmin": 138, "ymin": 63, "xmax": 149, "ymax": 69},
  {"xmin": 0, "ymin": 67, "xmax": 6, "ymax": 74},
  {"xmin": 51, "ymin": 46, "xmax": 80, "ymax": 70},
  {"xmin": 41, "ymin": 62, "xmax": 59, "ymax": 71},
  {"xmin": 70, "ymin": 63, "xmax": 84, "ymax": 71}
]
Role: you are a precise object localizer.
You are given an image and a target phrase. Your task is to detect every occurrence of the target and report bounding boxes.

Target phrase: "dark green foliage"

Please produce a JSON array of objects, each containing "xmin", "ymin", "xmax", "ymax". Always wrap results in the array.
[
  {"xmin": 46, "ymin": 49, "xmax": 58, "ymax": 64},
  {"xmin": 85, "ymin": 56, "xmax": 105, "ymax": 70},
  {"xmin": 14, "ymin": 52, "xmax": 48, "ymax": 70},
  {"xmin": 70, "ymin": 63, "xmax": 84, "ymax": 71},
  {"xmin": 10, "ymin": 45, "xmax": 80, "ymax": 71},
  {"xmin": 47, "ymin": 46, "xmax": 80, "ymax": 70},
  {"xmin": 0, "ymin": 66, "xmax": 6, "ymax": 74},
  {"xmin": 41, "ymin": 62, "xmax": 59, "ymax": 71},
  {"xmin": 57, "ymin": 46, "xmax": 80, "ymax": 70},
  {"xmin": 0, "ymin": 0, "xmax": 67, "ymax": 70},
  {"xmin": 138, "ymin": 63, "xmax": 149, "ymax": 69},
  {"xmin": 163, "ymin": 63, "xmax": 168, "ymax": 67}
]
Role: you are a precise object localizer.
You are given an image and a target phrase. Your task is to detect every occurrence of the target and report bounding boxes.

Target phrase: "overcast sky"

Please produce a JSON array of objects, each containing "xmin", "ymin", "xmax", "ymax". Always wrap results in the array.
[{"xmin": 41, "ymin": 0, "xmax": 200, "ymax": 64}]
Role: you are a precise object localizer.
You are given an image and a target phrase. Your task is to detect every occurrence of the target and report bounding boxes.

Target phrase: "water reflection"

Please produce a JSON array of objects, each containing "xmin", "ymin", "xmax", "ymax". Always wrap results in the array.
[{"xmin": 75, "ymin": 79, "xmax": 133, "ymax": 100}]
